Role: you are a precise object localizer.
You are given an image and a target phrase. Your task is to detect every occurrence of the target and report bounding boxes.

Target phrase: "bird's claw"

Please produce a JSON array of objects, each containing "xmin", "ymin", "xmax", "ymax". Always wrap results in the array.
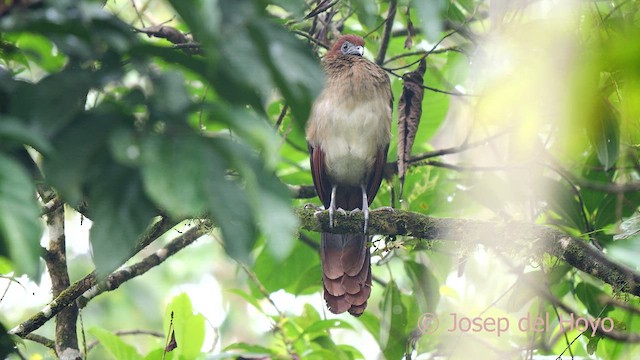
[{"xmin": 374, "ymin": 206, "xmax": 396, "ymax": 213}]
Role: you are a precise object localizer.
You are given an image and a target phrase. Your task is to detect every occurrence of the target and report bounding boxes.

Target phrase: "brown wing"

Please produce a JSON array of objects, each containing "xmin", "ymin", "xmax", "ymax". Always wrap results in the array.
[
  {"xmin": 308, "ymin": 143, "xmax": 333, "ymax": 209},
  {"xmin": 365, "ymin": 144, "xmax": 389, "ymax": 205}
]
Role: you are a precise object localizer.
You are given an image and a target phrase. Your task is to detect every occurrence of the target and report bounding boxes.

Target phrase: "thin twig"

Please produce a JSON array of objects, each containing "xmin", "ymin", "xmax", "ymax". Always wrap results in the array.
[
  {"xmin": 274, "ymin": 103, "xmax": 289, "ymax": 130},
  {"xmin": 292, "ymin": 29, "xmax": 330, "ymax": 49},
  {"xmin": 375, "ymin": 0, "xmax": 397, "ymax": 65},
  {"xmin": 408, "ymin": 129, "xmax": 510, "ymax": 163},
  {"xmin": 23, "ymin": 333, "xmax": 55, "ymax": 350},
  {"xmin": 385, "ymin": 68, "xmax": 470, "ymax": 96}
]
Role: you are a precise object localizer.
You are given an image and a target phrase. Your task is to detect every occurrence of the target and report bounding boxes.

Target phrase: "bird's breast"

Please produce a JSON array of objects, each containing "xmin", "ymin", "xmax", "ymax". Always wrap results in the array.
[{"xmin": 308, "ymin": 90, "xmax": 391, "ymax": 186}]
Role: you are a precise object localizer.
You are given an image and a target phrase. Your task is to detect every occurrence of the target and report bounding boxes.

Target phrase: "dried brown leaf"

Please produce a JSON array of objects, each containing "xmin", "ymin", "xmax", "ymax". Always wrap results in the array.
[
  {"xmin": 404, "ymin": 8, "xmax": 414, "ymax": 49},
  {"xmin": 138, "ymin": 25, "xmax": 189, "ymax": 45},
  {"xmin": 397, "ymin": 58, "xmax": 426, "ymax": 199}
]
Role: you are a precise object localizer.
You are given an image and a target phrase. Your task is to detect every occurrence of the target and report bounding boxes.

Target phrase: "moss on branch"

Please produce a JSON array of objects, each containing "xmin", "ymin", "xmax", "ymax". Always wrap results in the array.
[{"xmin": 295, "ymin": 207, "xmax": 640, "ymax": 297}]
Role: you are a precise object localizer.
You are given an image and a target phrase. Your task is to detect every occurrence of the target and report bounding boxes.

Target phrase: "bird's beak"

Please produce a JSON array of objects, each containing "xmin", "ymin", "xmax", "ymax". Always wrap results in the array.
[{"xmin": 346, "ymin": 45, "xmax": 364, "ymax": 56}]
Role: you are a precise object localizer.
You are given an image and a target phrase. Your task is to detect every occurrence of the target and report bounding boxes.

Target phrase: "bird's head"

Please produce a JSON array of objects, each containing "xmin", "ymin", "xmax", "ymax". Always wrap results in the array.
[{"xmin": 327, "ymin": 35, "xmax": 365, "ymax": 57}]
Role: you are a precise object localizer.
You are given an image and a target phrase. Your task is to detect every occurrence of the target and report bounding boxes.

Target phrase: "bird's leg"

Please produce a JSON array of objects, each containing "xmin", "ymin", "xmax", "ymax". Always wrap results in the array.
[
  {"xmin": 329, "ymin": 185, "xmax": 337, "ymax": 228},
  {"xmin": 361, "ymin": 184, "xmax": 369, "ymax": 234}
]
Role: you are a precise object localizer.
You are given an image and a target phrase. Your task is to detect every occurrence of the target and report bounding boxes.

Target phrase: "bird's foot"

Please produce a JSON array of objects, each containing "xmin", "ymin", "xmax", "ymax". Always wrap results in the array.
[
  {"xmin": 361, "ymin": 185, "xmax": 369, "ymax": 234},
  {"xmin": 329, "ymin": 185, "xmax": 337, "ymax": 228}
]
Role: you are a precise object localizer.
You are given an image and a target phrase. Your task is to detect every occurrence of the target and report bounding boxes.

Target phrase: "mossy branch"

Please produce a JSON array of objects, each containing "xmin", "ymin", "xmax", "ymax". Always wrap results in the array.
[{"xmin": 295, "ymin": 207, "xmax": 640, "ymax": 297}]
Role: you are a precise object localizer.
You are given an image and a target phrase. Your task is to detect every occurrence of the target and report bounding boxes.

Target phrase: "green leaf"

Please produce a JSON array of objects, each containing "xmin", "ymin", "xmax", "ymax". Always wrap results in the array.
[
  {"xmin": 227, "ymin": 288, "xmax": 264, "ymax": 314},
  {"xmin": 412, "ymin": 0, "xmax": 446, "ymax": 41},
  {"xmin": 0, "ymin": 153, "xmax": 43, "ymax": 278},
  {"xmin": 587, "ymin": 334, "xmax": 602, "ymax": 355},
  {"xmin": 308, "ymin": 336, "xmax": 352, "ymax": 360},
  {"xmin": 0, "ymin": 116, "xmax": 52, "ymax": 154},
  {"xmin": 0, "ymin": 319, "xmax": 16, "ymax": 359},
  {"xmin": 164, "ymin": 293, "xmax": 205, "ymax": 359},
  {"xmin": 352, "ymin": 0, "xmax": 380, "ymax": 29},
  {"xmin": 8, "ymin": 67, "xmax": 91, "ymax": 137},
  {"xmin": 587, "ymin": 99, "xmax": 619, "ymax": 170},
  {"xmin": 614, "ymin": 211, "xmax": 640, "ymax": 241},
  {"xmin": 250, "ymin": 21, "xmax": 323, "ymax": 127},
  {"xmin": 575, "ymin": 282, "xmax": 612, "ymax": 318},
  {"xmin": 358, "ymin": 312, "xmax": 381, "ymax": 343},
  {"xmin": 140, "ymin": 134, "xmax": 209, "ymax": 218},
  {"xmin": 379, "ymin": 281, "xmax": 408, "ymax": 360},
  {"xmin": 271, "ymin": 0, "xmax": 307, "ymax": 17},
  {"xmin": 224, "ymin": 342, "xmax": 274, "ymax": 355},
  {"xmin": 506, "ymin": 271, "xmax": 543, "ymax": 311},
  {"xmin": 252, "ymin": 241, "xmax": 319, "ymax": 294},
  {"xmin": 141, "ymin": 128, "xmax": 291, "ymax": 262},
  {"xmin": 43, "ymin": 112, "xmax": 116, "ymax": 205},
  {"xmin": 149, "ymin": 72, "xmax": 191, "ymax": 120},
  {"xmin": 539, "ymin": 178, "xmax": 586, "ymax": 232},
  {"xmin": 12, "ymin": 33, "xmax": 67, "ymax": 72},
  {"xmin": 89, "ymin": 327, "xmax": 143, "ymax": 360},
  {"xmin": 581, "ymin": 152, "xmax": 611, "ymax": 213},
  {"xmin": 300, "ymin": 319, "xmax": 354, "ymax": 338},
  {"xmin": 404, "ymin": 260, "xmax": 440, "ymax": 314},
  {"xmin": 89, "ymin": 164, "xmax": 157, "ymax": 276},
  {"xmin": 252, "ymin": 171, "xmax": 299, "ymax": 260},
  {"xmin": 205, "ymin": 140, "xmax": 259, "ymax": 261}
]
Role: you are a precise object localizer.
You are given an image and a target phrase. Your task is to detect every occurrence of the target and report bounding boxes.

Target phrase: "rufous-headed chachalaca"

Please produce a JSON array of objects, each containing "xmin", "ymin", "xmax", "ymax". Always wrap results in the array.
[{"xmin": 306, "ymin": 35, "xmax": 392, "ymax": 316}]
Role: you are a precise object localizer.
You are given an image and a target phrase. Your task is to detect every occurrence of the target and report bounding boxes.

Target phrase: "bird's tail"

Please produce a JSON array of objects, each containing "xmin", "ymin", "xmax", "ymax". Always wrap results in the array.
[{"xmin": 320, "ymin": 232, "xmax": 372, "ymax": 316}]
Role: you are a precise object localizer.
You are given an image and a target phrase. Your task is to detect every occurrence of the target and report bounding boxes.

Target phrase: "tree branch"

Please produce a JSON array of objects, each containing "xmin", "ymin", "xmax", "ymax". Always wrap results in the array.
[
  {"xmin": 295, "ymin": 207, "xmax": 640, "ymax": 297},
  {"xmin": 375, "ymin": 0, "xmax": 397, "ymax": 65},
  {"xmin": 44, "ymin": 205, "xmax": 80, "ymax": 359},
  {"xmin": 9, "ymin": 216, "xmax": 179, "ymax": 338},
  {"xmin": 79, "ymin": 222, "xmax": 209, "ymax": 306}
]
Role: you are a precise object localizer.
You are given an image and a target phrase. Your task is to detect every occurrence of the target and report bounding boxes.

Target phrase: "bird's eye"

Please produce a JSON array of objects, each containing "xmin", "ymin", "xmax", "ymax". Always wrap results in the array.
[{"xmin": 342, "ymin": 42, "xmax": 349, "ymax": 50}]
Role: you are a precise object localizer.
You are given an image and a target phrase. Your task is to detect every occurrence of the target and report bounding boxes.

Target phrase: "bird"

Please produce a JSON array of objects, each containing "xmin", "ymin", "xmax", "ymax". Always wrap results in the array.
[{"xmin": 306, "ymin": 34, "xmax": 392, "ymax": 316}]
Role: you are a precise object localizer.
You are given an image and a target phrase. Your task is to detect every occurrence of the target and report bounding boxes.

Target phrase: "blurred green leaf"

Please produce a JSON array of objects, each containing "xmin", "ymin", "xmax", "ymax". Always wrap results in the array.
[
  {"xmin": 587, "ymin": 99, "xmax": 620, "ymax": 171},
  {"xmin": 8, "ymin": 67, "xmax": 92, "ymax": 137},
  {"xmin": 10, "ymin": 33, "xmax": 67, "ymax": 72},
  {"xmin": 575, "ymin": 282, "xmax": 612, "ymax": 318},
  {"xmin": 249, "ymin": 19, "xmax": 323, "ymax": 127},
  {"xmin": 252, "ymin": 241, "xmax": 319, "ymax": 294},
  {"xmin": 352, "ymin": 0, "xmax": 380, "ymax": 29},
  {"xmin": 89, "ymin": 327, "xmax": 143, "ymax": 360},
  {"xmin": 539, "ymin": 178, "xmax": 586, "ymax": 232},
  {"xmin": 140, "ymin": 134, "xmax": 209, "ymax": 218},
  {"xmin": 149, "ymin": 72, "xmax": 191, "ymax": 120},
  {"xmin": 506, "ymin": 271, "xmax": 542, "ymax": 312},
  {"xmin": 412, "ymin": 0, "xmax": 446, "ymax": 41},
  {"xmin": 404, "ymin": 260, "xmax": 440, "ymax": 314},
  {"xmin": 224, "ymin": 342, "xmax": 275, "ymax": 355},
  {"xmin": 164, "ymin": 293, "xmax": 205, "ymax": 359},
  {"xmin": 271, "ymin": 0, "xmax": 307, "ymax": 18},
  {"xmin": 0, "ymin": 116, "xmax": 52, "ymax": 154},
  {"xmin": 0, "ymin": 153, "xmax": 42, "ymax": 278},
  {"xmin": 44, "ymin": 111, "xmax": 123, "ymax": 205},
  {"xmin": 379, "ymin": 281, "xmax": 408, "ymax": 360},
  {"xmin": 89, "ymin": 164, "xmax": 157, "ymax": 276},
  {"xmin": 228, "ymin": 288, "xmax": 265, "ymax": 314},
  {"xmin": 300, "ymin": 319, "xmax": 354, "ymax": 338},
  {"xmin": 615, "ymin": 211, "xmax": 640, "ymax": 241}
]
